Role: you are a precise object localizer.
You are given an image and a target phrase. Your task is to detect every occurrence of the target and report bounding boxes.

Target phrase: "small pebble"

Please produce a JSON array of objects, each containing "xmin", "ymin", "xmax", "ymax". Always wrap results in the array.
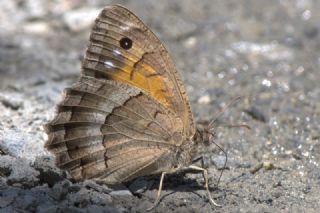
[
  {"xmin": 198, "ymin": 95, "xmax": 211, "ymax": 104},
  {"xmin": 109, "ymin": 184, "xmax": 132, "ymax": 196},
  {"xmin": 245, "ymin": 106, "xmax": 267, "ymax": 122},
  {"xmin": 128, "ymin": 179, "xmax": 150, "ymax": 194}
]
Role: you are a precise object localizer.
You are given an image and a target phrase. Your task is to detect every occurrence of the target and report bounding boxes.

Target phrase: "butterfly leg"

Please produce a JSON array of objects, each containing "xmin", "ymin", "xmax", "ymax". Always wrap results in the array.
[
  {"xmin": 188, "ymin": 165, "xmax": 221, "ymax": 207},
  {"xmin": 147, "ymin": 171, "xmax": 166, "ymax": 211}
]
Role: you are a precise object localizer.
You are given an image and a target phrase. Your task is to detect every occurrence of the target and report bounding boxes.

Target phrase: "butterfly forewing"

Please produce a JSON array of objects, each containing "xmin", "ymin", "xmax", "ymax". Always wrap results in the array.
[{"xmin": 82, "ymin": 5, "xmax": 195, "ymax": 137}]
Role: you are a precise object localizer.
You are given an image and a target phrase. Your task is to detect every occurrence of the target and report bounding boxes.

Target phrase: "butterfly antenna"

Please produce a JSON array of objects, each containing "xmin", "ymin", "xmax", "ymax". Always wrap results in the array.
[
  {"xmin": 219, "ymin": 124, "xmax": 251, "ymax": 130},
  {"xmin": 208, "ymin": 96, "xmax": 244, "ymax": 130},
  {"xmin": 210, "ymin": 136, "xmax": 228, "ymax": 188},
  {"xmin": 207, "ymin": 96, "xmax": 245, "ymax": 187}
]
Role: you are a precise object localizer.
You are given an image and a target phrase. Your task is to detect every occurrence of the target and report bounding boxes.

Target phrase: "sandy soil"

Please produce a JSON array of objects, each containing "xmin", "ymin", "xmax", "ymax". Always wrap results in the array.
[{"xmin": 0, "ymin": 0, "xmax": 319, "ymax": 212}]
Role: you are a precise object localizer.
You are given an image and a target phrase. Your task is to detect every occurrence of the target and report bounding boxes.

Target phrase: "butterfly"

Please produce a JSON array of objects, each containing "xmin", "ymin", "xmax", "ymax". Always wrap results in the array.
[{"xmin": 45, "ymin": 5, "xmax": 221, "ymax": 210}]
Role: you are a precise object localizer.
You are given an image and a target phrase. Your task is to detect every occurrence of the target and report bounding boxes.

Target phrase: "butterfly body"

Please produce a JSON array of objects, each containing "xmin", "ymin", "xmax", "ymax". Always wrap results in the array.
[{"xmin": 46, "ymin": 5, "xmax": 219, "ymax": 209}]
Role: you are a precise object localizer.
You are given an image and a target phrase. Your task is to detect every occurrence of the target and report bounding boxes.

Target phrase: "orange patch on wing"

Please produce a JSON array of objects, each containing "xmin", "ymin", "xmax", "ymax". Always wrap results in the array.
[{"xmin": 106, "ymin": 62, "xmax": 172, "ymax": 109}]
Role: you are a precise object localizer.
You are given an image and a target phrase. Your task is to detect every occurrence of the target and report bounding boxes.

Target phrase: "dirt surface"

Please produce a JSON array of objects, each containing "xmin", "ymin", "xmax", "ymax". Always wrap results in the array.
[{"xmin": 1, "ymin": 0, "xmax": 319, "ymax": 212}]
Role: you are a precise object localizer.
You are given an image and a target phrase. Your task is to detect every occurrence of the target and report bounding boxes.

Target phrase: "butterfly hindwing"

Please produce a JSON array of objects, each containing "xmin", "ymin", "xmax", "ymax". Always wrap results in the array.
[{"xmin": 46, "ymin": 76, "xmax": 183, "ymax": 183}]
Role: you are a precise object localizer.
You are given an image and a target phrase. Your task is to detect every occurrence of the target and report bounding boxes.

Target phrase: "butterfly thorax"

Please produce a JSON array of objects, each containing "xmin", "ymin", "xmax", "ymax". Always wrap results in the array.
[{"xmin": 173, "ymin": 125, "xmax": 212, "ymax": 170}]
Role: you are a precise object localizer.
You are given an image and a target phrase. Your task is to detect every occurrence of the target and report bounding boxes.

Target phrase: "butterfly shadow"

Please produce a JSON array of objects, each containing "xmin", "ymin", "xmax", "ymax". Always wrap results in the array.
[{"xmin": 127, "ymin": 169, "xmax": 225, "ymax": 202}]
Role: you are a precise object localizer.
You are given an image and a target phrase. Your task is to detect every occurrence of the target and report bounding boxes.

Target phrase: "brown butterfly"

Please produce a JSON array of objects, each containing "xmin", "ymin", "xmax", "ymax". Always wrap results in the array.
[{"xmin": 45, "ymin": 5, "xmax": 221, "ymax": 210}]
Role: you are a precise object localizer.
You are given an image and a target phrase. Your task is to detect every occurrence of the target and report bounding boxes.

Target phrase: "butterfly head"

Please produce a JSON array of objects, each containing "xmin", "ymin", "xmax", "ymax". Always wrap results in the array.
[{"xmin": 194, "ymin": 124, "xmax": 215, "ymax": 147}]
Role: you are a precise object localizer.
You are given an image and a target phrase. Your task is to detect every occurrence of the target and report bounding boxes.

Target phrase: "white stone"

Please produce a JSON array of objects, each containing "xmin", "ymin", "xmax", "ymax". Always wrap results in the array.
[
  {"xmin": 198, "ymin": 95, "xmax": 211, "ymax": 104},
  {"xmin": 23, "ymin": 22, "xmax": 50, "ymax": 35},
  {"xmin": 63, "ymin": 8, "xmax": 100, "ymax": 32}
]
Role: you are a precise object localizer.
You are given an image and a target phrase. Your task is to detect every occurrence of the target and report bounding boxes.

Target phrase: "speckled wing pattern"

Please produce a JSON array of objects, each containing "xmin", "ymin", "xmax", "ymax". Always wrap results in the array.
[{"xmin": 45, "ymin": 5, "xmax": 195, "ymax": 183}]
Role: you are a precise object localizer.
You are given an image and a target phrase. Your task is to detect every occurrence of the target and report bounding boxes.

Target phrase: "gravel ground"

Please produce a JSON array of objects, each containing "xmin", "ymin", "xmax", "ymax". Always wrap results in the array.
[{"xmin": 0, "ymin": 0, "xmax": 319, "ymax": 212}]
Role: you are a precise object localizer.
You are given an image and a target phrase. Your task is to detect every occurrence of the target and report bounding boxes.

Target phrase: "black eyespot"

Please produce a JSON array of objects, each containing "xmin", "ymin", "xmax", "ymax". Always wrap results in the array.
[{"xmin": 119, "ymin": 37, "xmax": 133, "ymax": 50}]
